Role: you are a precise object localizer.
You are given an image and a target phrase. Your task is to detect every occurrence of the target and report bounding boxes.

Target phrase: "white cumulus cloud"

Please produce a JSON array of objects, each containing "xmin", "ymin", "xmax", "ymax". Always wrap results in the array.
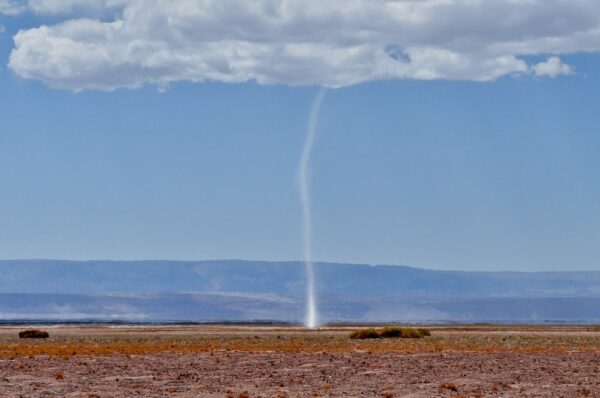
[
  {"xmin": 0, "ymin": 0, "xmax": 24, "ymax": 15},
  {"xmin": 6, "ymin": 0, "xmax": 599, "ymax": 91},
  {"xmin": 533, "ymin": 56, "xmax": 574, "ymax": 78}
]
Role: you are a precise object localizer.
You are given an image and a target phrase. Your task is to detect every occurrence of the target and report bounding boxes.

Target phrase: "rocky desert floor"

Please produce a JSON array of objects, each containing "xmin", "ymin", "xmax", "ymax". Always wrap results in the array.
[{"xmin": 0, "ymin": 325, "xmax": 599, "ymax": 397}]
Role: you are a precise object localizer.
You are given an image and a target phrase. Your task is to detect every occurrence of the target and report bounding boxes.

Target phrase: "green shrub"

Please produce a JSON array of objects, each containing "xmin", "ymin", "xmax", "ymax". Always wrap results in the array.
[
  {"xmin": 18, "ymin": 329, "xmax": 49, "ymax": 339},
  {"xmin": 349, "ymin": 327, "xmax": 431, "ymax": 339}
]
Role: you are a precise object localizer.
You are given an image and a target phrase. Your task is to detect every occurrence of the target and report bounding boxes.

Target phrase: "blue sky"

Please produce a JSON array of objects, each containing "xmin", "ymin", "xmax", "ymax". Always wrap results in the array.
[{"xmin": 2, "ymin": 2, "xmax": 600, "ymax": 271}]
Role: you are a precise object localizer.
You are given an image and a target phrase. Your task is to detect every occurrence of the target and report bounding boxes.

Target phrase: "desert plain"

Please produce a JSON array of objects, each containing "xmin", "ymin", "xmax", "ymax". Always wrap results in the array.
[{"xmin": 0, "ymin": 324, "xmax": 599, "ymax": 397}]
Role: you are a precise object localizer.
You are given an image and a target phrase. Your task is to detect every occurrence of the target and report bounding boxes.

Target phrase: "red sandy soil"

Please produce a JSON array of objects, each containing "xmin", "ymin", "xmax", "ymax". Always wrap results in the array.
[{"xmin": 0, "ymin": 326, "xmax": 599, "ymax": 397}]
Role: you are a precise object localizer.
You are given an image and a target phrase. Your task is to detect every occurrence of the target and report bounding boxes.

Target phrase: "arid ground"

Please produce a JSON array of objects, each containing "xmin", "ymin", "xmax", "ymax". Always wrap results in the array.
[{"xmin": 0, "ymin": 325, "xmax": 599, "ymax": 397}]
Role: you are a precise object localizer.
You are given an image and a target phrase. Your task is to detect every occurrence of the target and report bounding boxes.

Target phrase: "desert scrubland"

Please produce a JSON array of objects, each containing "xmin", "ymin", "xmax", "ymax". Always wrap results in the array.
[{"xmin": 0, "ymin": 325, "xmax": 599, "ymax": 397}]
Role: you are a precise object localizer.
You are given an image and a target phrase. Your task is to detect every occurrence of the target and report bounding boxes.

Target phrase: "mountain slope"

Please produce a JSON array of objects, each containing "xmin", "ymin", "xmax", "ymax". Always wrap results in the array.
[
  {"xmin": 1, "ymin": 259, "xmax": 599, "ymax": 323},
  {"xmin": 1, "ymin": 259, "xmax": 599, "ymax": 297}
]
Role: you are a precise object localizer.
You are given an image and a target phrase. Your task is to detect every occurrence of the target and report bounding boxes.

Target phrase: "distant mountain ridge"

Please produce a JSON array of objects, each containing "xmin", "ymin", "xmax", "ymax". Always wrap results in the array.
[
  {"xmin": 1, "ymin": 259, "xmax": 599, "ymax": 297},
  {"xmin": 1, "ymin": 259, "xmax": 599, "ymax": 323}
]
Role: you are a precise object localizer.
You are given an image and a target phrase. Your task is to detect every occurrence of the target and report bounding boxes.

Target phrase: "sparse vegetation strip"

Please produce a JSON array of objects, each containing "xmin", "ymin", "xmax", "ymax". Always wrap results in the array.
[{"xmin": 349, "ymin": 327, "xmax": 431, "ymax": 339}]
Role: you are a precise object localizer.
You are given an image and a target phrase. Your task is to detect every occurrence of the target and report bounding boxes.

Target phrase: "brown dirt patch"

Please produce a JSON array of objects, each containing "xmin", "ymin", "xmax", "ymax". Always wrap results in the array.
[{"xmin": 0, "ymin": 325, "xmax": 598, "ymax": 397}]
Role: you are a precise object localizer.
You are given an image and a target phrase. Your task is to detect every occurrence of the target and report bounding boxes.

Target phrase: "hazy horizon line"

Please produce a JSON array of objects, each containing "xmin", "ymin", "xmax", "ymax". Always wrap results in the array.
[{"xmin": 1, "ymin": 258, "xmax": 599, "ymax": 274}]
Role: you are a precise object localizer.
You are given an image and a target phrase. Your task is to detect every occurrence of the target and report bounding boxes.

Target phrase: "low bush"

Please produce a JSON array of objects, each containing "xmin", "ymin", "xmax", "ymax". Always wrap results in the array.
[
  {"xmin": 417, "ymin": 328, "xmax": 432, "ymax": 337},
  {"xmin": 349, "ymin": 327, "xmax": 430, "ymax": 340},
  {"xmin": 18, "ymin": 329, "xmax": 49, "ymax": 339},
  {"xmin": 349, "ymin": 328, "xmax": 381, "ymax": 339}
]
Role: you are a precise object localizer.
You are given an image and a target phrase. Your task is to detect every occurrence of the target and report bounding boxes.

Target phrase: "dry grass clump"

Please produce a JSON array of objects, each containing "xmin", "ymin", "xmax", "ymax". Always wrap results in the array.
[
  {"xmin": 349, "ymin": 328, "xmax": 381, "ymax": 339},
  {"xmin": 349, "ymin": 327, "xmax": 431, "ymax": 340},
  {"xmin": 18, "ymin": 330, "xmax": 49, "ymax": 339},
  {"xmin": 379, "ymin": 327, "xmax": 431, "ymax": 338}
]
